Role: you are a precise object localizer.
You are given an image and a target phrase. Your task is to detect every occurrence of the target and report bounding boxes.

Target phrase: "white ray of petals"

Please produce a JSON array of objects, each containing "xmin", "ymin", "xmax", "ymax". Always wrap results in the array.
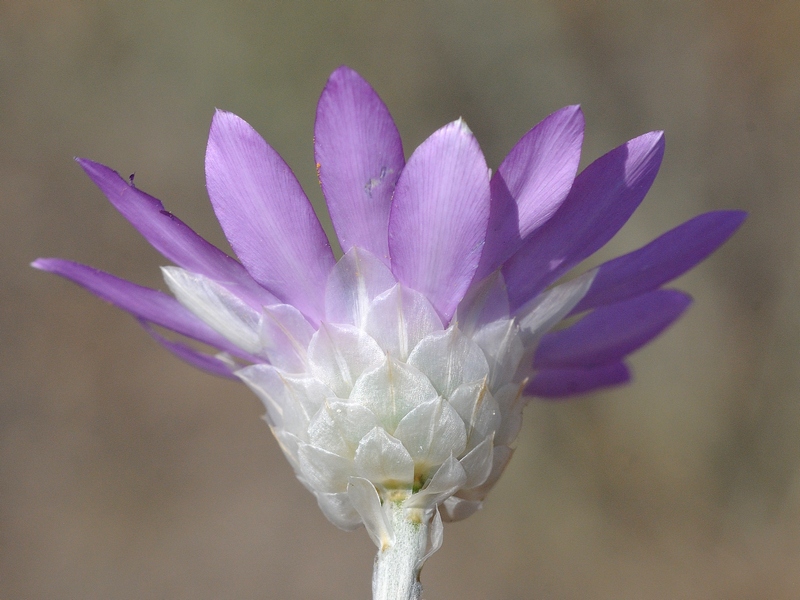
[
  {"xmin": 354, "ymin": 427, "xmax": 415, "ymax": 488},
  {"xmin": 458, "ymin": 435, "xmax": 495, "ymax": 489},
  {"xmin": 325, "ymin": 246, "xmax": 397, "ymax": 328},
  {"xmin": 298, "ymin": 443, "xmax": 355, "ymax": 494},
  {"xmin": 404, "ymin": 456, "xmax": 467, "ymax": 509},
  {"xmin": 407, "ymin": 326, "xmax": 489, "ymax": 398},
  {"xmin": 260, "ymin": 303, "xmax": 315, "ymax": 373},
  {"xmin": 350, "ymin": 357, "xmax": 439, "ymax": 433},
  {"xmin": 307, "ymin": 323, "xmax": 384, "ymax": 397},
  {"xmin": 315, "ymin": 492, "xmax": 362, "ymax": 531},
  {"xmin": 393, "ymin": 398, "xmax": 467, "ymax": 471},
  {"xmin": 515, "ymin": 270, "xmax": 596, "ymax": 347},
  {"xmin": 365, "ymin": 284, "xmax": 443, "ymax": 361},
  {"xmin": 162, "ymin": 266, "xmax": 263, "ymax": 354},
  {"xmin": 447, "ymin": 381, "xmax": 501, "ymax": 450},
  {"xmin": 348, "ymin": 477, "xmax": 394, "ymax": 549}
]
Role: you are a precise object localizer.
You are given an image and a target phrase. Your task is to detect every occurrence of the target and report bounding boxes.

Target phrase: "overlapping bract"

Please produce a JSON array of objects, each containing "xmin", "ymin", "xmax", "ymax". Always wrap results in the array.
[{"xmin": 33, "ymin": 66, "xmax": 744, "ymax": 542}]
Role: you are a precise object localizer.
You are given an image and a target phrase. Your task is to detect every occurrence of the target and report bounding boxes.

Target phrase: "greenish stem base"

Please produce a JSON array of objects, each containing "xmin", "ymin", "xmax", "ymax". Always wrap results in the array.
[{"xmin": 372, "ymin": 502, "xmax": 431, "ymax": 600}]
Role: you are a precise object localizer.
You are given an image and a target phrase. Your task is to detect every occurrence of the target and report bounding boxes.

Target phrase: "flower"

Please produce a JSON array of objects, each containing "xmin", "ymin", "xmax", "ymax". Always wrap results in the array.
[{"xmin": 33, "ymin": 67, "xmax": 744, "ymax": 551}]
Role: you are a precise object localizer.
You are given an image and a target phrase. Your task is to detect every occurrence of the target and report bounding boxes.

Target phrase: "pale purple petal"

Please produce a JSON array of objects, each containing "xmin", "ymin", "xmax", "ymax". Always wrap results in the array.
[
  {"xmin": 389, "ymin": 120, "xmax": 491, "ymax": 322},
  {"xmin": 205, "ymin": 110, "xmax": 335, "ymax": 323},
  {"xmin": 533, "ymin": 289, "xmax": 691, "ymax": 369},
  {"xmin": 570, "ymin": 210, "xmax": 747, "ymax": 315},
  {"xmin": 139, "ymin": 321, "xmax": 237, "ymax": 379},
  {"xmin": 314, "ymin": 66, "xmax": 405, "ymax": 263},
  {"xmin": 526, "ymin": 362, "xmax": 630, "ymax": 398},
  {"xmin": 31, "ymin": 258, "xmax": 254, "ymax": 359},
  {"xmin": 503, "ymin": 131, "xmax": 665, "ymax": 311},
  {"xmin": 474, "ymin": 105, "xmax": 584, "ymax": 279},
  {"xmin": 76, "ymin": 159, "xmax": 278, "ymax": 310}
]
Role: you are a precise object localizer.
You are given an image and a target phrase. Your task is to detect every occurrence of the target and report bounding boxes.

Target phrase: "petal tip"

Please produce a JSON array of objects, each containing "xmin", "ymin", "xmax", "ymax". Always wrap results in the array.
[
  {"xmin": 571, "ymin": 104, "xmax": 585, "ymax": 123},
  {"xmin": 30, "ymin": 257, "xmax": 51, "ymax": 271},
  {"xmin": 707, "ymin": 209, "xmax": 748, "ymax": 239},
  {"xmin": 455, "ymin": 117, "xmax": 473, "ymax": 135},
  {"xmin": 648, "ymin": 130, "xmax": 666, "ymax": 147},
  {"xmin": 654, "ymin": 289, "xmax": 694, "ymax": 322},
  {"xmin": 209, "ymin": 108, "xmax": 244, "ymax": 134},
  {"xmin": 560, "ymin": 104, "xmax": 585, "ymax": 122},
  {"xmin": 75, "ymin": 157, "xmax": 113, "ymax": 180},
  {"xmin": 626, "ymin": 130, "xmax": 665, "ymax": 156},
  {"xmin": 328, "ymin": 64, "xmax": 362, "ymax": 82},
  {"xmin": 651, "ymin": 288, "xmax": 694, "ymax": 316},
  {"xmin": 672, "ymin": 289, "xmax": 694, "ymax": 309},
  {"xmin": 726, "ymin": 209, "xmax": 749, "ymax": 227}
]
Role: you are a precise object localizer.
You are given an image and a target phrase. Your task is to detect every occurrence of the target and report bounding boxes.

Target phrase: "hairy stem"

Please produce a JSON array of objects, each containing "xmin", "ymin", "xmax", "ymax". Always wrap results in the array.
[{"xmin": 372, "ymin": 502, "xmax": 431, "ymax": 600}]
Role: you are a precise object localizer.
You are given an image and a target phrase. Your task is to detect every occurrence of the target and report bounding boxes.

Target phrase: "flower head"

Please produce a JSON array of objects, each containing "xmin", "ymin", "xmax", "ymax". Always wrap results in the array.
[{"xmin": 33, "ymin": 67, "xmax": 744, "ymax": 548}]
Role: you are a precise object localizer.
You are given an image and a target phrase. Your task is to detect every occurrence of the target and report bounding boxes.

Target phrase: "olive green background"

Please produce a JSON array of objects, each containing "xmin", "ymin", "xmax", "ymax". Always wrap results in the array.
[{"xmin": 3, "ymin": 1, "xmax": 799, "ymax": 598}]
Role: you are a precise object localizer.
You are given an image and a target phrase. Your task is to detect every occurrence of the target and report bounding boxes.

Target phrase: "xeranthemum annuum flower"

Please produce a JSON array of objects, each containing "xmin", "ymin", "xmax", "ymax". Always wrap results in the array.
[{"xmin": 34, "ymin": 67, "xmax": 744, "ymax": 563}]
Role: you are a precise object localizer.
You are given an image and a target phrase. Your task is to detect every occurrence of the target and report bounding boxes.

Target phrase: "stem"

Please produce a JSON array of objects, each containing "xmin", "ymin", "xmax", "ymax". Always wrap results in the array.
[{"xmin": 372, "ymin": 502, "xmax": 431, "ymax": 600}]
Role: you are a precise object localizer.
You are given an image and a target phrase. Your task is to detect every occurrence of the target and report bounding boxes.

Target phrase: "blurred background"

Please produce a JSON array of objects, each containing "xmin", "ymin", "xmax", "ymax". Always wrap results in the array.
[{"xmin": 2, "ymin": 1, "xmax": 799, "ymax": 598}]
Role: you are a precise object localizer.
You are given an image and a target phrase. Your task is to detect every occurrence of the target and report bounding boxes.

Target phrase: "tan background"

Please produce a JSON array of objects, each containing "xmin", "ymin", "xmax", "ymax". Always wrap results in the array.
[{"xmin": 3, "ymin": 1, "xmax": 799, "ymax": 598}]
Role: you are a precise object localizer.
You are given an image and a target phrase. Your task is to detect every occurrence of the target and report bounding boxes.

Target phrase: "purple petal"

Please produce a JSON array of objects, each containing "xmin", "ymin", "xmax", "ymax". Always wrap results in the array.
[
  {"xmin": 314, "ymin": 66, "xmax": 405, "ymax": 263},
  {"xmin": 503, "ymin": 131, "xmax": 666, "ymax": 312},
  {"xmin": 533, "ymin": 289, "xmax": 691, "ymax": 369},
  {"xmin": 388, "ymin": 120, "xmax": 491, "ymax": 322},
  {"xmin": 570, "ymin": 210, "xmax": 747, "ymax": 315},
  {"xmin": 526, "ymin": 362, "xmax": 630, "ymax": 398},
  {"xmin": 474, "ymin": 106, "xmax": 584, "ymax": 279},
  {"xmin": 205, "ymin": 110, "xmax": 335, "ymax": 323},
  {"xmin": 139, "ymin": 321, "xmax": 237, "ymax": 379},
  {"xmin": 76, "ymin": 158, "xmax": 278, "ymax": 311},
  {"xmin": 31, "ymin": 258, "xmax": 254, "ymax": 359}
]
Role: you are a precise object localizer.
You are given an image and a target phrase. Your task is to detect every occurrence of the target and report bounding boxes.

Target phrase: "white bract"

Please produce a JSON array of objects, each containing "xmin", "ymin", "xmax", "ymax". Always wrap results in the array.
[{"xmin": 163, "ymin": 246, "xmax": 592, "ymax": 550}]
